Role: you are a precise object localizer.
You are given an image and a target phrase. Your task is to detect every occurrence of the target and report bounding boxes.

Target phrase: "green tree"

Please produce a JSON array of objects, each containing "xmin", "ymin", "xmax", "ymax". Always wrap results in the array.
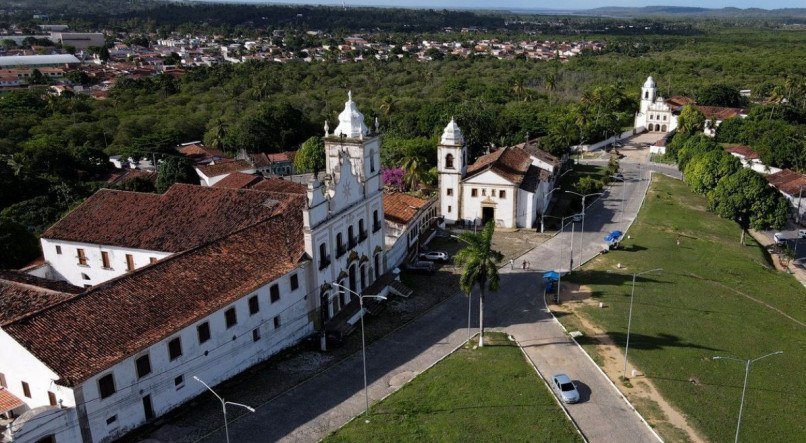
[
  {"xmin": 709, "ymin": 169, "xmax": 788, "ymax": 244},
  {"xmin": 683, "ymin": 150, "xmax": 741, "ymax": 195},
  {"xmin": 294, "ymin": 136, "xmax": 325, "ymax": 174},
  {"xmin": 676, "ymin": 133, "xmax": 719, "ymax": 172},
  {"xmin": 677, "ymin": 105, "xmax": 706, "ymax": 135},
  {"xmin": 454, "ymin": 221, "xmax": 504, "ymax": 348},
  {"xmin": 0, "ymin": 218, "xmax": 40, "ymax": 268},
  {"xmin": 156, "ymin": 156, "xmax": 198, "ymax": 193},
  {"xmin": 696, "ymin": 84, "xmax": 745, "ymax": 107}
]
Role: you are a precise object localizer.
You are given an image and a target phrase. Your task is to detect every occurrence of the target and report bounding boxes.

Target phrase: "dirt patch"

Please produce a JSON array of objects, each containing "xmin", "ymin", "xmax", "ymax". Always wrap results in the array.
[{"xmin": 550, "ymin": 282, "xmax": 706, "ymax": 443}]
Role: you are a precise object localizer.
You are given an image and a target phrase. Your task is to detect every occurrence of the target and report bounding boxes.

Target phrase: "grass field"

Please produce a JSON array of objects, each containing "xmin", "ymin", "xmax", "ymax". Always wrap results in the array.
[
  {"xmin": 564, "ymin": 175, "xmax": 805, "ymax": 442},
  {"xmin": 325, "ymin": 333, "xmax": 582, "ymax": 442}
]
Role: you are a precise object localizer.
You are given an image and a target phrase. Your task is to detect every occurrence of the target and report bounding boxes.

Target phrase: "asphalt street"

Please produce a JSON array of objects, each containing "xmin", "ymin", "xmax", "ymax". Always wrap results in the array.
[{"xmin": 204, "ymin": 153, "xmax": 669, "ymax": 443}]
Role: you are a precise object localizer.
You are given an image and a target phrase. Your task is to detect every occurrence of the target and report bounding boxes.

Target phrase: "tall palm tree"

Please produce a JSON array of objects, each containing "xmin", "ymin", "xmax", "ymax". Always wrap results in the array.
[
  {"xmin": 401, "ymin": 154, "xmax": 424, "ymax": 191},
  {"xmin": 454, "ymin": 221, "xmax": 504, "ymax": 347}
]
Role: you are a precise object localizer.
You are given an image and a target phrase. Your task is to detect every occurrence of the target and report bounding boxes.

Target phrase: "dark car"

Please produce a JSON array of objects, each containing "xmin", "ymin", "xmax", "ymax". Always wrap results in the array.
[{"xmin": 404, "ymin": 260, "xmax": 435, "ymax": 275}]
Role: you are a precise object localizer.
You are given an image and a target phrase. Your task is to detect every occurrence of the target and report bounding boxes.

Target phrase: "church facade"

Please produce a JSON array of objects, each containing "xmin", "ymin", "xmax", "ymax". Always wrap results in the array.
[
  {"xmin": 633, "ymin": 76, "xmax": 679, "ymax": 133},
  {"xmin": 438, "ymin": 119, "xmax": 560, "ymax": 230}
]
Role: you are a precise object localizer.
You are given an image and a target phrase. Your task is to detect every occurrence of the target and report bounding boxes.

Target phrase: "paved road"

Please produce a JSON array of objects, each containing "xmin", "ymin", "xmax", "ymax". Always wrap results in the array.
[{"xmin": 206, "ymin": 157, "xmax": 664, "ymax": 443}]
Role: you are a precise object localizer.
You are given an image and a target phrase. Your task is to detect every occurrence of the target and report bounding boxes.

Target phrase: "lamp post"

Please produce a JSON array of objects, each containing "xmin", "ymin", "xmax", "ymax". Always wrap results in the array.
[
  {"xmin": 712, "ymin": 351, "xmax": 783, "ymax": 443},
  {"xmin": 565, "ymin": 190, "xmax": 603, "ymax": 258},
  {"xmin": 331, "ymin": 282, "xmax": 387, "ymax": 423},
  {"xmin": 623, "ymin": 268, "xmax": 663, "ymax": 376},
  {"xmin": 450, "ymin": 234, "xmax": 475, "ymax": 342},
  {"xmin": 193, "ymin": 376, "xmax": 255, "ymax": 443}
]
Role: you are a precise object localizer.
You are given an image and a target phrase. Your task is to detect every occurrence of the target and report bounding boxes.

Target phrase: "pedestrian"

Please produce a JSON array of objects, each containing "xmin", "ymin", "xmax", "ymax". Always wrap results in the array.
[
  {"xmin": 510, "ymin": 259, "xmax": 514, "ymax": 270},
  {"xmin": 522, "ymin": 260, "xmax": 526, "ymax": 270}
]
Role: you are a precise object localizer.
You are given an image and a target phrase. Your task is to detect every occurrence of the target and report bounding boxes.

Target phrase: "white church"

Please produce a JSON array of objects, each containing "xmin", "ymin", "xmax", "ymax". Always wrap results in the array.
[
  {"xmin": 633, "ymin": 75, "xmax": 679, "ymax": 133},
  {"xmin": 0, "ymin": 92, "xmax": 390, "ymax": 443},
  {"xmin": 437, "ymin": 119, "xmax": 561, "ymax": 229}
]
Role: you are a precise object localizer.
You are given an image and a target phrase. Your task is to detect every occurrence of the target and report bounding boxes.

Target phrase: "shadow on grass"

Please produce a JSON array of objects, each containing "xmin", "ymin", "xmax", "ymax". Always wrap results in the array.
[
  {"xmin": 605, "ymin": 332, "xmax": 721, "ymax": 352},
  {"xmin": 644, "ymin": 375, "xmax": 793, "ymax": 395},
  {"xmin": 372, "ymin": 403, "xmax": 567, "ymax": 417}
]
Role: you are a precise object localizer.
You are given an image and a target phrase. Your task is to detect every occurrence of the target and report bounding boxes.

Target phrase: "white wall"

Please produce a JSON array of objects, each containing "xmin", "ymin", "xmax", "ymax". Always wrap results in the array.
[
  {"xmin": 76, "ymin": 265, "xmax": 313, "ymax": 442},
  {"xmin": 40, "ymin": 238, "xmax": 172, "ymax": 287},
  {"xmin": 461, "ymin": 171, "xmax": 517, "ymax": 228},
  {"xmin": 7, "ymin": 407, "xmax": 81, "ymax": 443},
  {"xmin": 0, "ymin": 329, "xmax": 77, "ymax": 411}
]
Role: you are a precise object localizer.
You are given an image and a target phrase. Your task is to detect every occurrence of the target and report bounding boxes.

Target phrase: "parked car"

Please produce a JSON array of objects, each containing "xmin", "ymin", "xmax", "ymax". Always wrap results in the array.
[
  {"xmin": 614, "ymin": 173, "xmax": 624, "ymax": 180},
  {"xmin": 552, "ymin": 373, "xmax": 580, "ymax": 404},
  {"xmin": 419, "ymin": 251, "xmax": 449, "ymax": 262},
  {"xmin": 799, "ymin": 229, "xmax": 806, "ymax": 239},
  {"xmin": 773, "ymin": 232, "xmax": 785, "ymax": 244},
  {"xmin": 404, "ymin": 260, "xmax": 435, "ymax": 275},
  {"xmin": 572, "ymin": 213, "xmax": 583, "ymax": 222}
]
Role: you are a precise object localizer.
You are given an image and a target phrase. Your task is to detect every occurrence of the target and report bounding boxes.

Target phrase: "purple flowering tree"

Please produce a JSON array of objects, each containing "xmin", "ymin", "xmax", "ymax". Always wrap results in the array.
[{"xmin": 382, "ymin": 167, "xmax": 405, "ymax": 191}]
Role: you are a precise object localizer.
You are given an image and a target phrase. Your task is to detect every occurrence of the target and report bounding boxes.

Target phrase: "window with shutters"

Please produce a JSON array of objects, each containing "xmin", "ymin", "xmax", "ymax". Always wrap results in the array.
[
  {"xmin": 98, "ymin": 374, "xmax": 115, "ymax": 399},
  {"xmin": 225, "ymin": 307, "xmax": 237, "ymax": 328},
  {"xmin": 135, "ymin": 354, "xmax": 151, "ymax": 378}
]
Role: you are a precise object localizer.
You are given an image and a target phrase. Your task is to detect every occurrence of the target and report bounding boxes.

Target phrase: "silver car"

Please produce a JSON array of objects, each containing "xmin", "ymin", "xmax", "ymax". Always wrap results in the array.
[
  {"xmin": 552, "ymin": 373, "xmax": 580, "ymax": 404},
  {"xmin": 419, "ymin": 251, "xmax": 449, "ymax": 262}
]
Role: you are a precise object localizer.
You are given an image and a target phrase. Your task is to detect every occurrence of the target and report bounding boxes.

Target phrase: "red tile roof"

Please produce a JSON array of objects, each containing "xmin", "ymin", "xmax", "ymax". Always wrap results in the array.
[
  {"xmin": 665, "ymin": 96, "xmax": 695, "ymax": 108},
  {"xmin": 212, "ymin": 172, "xmax": 264, "ymax": 189},
  {"xmin": 42, "ymin": 184, "xmax": 288, "ymax": 253},
  {"xmin": 694, "ymin": 105, "xmax": 746, "ymax": 121},
  {"xmin": 653, "ymin": 138, "xmax": 668, "ymax": 147},
  {"xmin": 250, "ymin": 152, "xmax": 296, "ymax": 168},
  {"xmin": 177, "ymin": 144, "xmax": 226, "ymax": 161},
  {"xmin": 197, "ymin": 159, "xmax": 254, "ymax": 178},
  {"xmin": 725, "ymin": 145, "xmax": 759, "ymax": 160},
  {"xmin": 251, "ymin": 177, "xmax": 307, "ymax": 194},
  {"xmin": 0, "ymin": 271, "xmax": 81, "ymax": 326},
  {"xmin": 466, "ymin": 146, "xmax": 533, "ymax": 185},
  {"xmin": 0, "ymin": 387, "xmax": 24, "ymax": 413},
  {"xmin": 105, "ymin": 169, "xmax": 157, "ymax": 185},
  {"xmin": 4, "ymin": 197, "xmax": 307, "ymax": 386},
  {"xmin": 766, "ymin": 169, "xmax": 806, "ymax": 196},
  {"xmin": 383, "ymin": 192, "xmax": 429, "ymax": 225},
  {"xmin": 512, "ymin": 140, "xmax": 560, "ymax": 167}
]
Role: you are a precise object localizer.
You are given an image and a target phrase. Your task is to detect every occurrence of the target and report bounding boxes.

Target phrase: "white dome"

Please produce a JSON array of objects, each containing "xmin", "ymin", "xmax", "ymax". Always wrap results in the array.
[
  {"xmin": 643, "ymin": 76, "xmax": 656, "ymax": 88},
  {"xmin": 440, "ymin": 117, "xmax": 464, "ymax": 146},
  {"xmin": 333, "ymin": 91, "xmax": 368, "ymax": 139}
]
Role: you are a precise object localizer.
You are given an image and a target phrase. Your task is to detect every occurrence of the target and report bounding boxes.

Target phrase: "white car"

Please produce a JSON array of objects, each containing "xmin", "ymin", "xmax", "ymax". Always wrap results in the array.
[
  {"xmin": 552, "ymin": 374, "xmax": 580, "ymax": 404},
  {"xmin": 572, "ymin": 213, "xmax": 583, "ymax": 222},
  {"xmin": 799, "ymin": 229, "xmax": 806, "ymax": 239},
  {"xmin": 419, "ymin": 251, "xmax": 449, "ymax": 262},
  {"xmin": 773, "ymin": 233, "xmax": 785, "ymax": 244}
]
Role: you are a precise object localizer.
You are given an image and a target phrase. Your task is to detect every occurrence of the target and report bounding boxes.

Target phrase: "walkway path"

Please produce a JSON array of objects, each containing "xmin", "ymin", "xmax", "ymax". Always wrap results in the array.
[{"xmin": 205, "ymin": 157, "xmax": 668, "ymax": 443}]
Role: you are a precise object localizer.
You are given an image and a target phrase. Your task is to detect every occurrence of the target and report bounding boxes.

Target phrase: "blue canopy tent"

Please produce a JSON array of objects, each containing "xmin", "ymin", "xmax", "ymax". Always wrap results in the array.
[
  {"xmin": 543, "ymin": 271, "xmax": 560, "ymax": 293},
  {"xmin": 604, "ymin": 230, "xmax": 623, "ymax": 242}
]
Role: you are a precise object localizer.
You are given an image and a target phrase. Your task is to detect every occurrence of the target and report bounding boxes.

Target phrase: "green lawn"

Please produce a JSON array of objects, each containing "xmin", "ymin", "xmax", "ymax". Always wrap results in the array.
[
  {"xmin": 565, "ymin": 175, "xmax": 806, "ymax": 442},
  {"xmin": 325, "ymin": 333, "xmax": 582, "ymax": 442}
]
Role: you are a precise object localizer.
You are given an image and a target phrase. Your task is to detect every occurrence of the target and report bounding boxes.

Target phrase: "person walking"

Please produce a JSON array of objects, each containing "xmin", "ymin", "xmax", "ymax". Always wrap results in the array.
[{"xmin": 510, "ymin": 259, "xmax": 514, "ymax": 270}]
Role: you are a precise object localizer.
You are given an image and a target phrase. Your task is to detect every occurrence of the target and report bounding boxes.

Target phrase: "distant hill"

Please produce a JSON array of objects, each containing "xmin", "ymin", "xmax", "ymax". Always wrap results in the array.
[{"xmin": 580, "ymin": 6, "xmax": 806, "ymax": 19}]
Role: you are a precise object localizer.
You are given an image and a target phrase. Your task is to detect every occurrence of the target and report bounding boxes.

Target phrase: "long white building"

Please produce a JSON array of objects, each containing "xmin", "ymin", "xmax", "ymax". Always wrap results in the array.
[{"xmin": 0, "ymin": 92, "xmax": 388, "ymax": 443}]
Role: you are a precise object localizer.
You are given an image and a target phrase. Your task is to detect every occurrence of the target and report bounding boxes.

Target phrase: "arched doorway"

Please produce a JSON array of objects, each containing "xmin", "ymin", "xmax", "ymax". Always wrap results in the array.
[{"xmin": 482, "ymin": 206, "xmax": 495, "ymax": 225}]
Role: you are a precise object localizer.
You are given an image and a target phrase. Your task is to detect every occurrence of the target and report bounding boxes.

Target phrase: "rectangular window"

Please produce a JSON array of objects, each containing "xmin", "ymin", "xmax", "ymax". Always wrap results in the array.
[
  {"xmin": 126, "ymin": 254, "xmax": 135, "ymax": 271},
  {"xmin": 290, "ymin": 274, "xmax": 299, "ymax": 290},
  {"xmin": 446, "ymin": 188, "xmax": 453, "ymax": 196},
  {"xmin": 270, "ymin": 284, "xmax": 280, "ymax": 303},
  {"xmin": 252, "ymin": 328, "xmax": 261, "ymax": 342},
  {"xmin": 471, "ymin": 188, "xmax": 478, "ymax": 197},
  {"xmin": 448, "ymin": 205, "xmax": 452, "ymax": 213},
  {"xmin": 77, "ymin": 249, "xmax": 87, "ymax": 266},
  {"xmin": 106, "ymin": 415, "xmax": 117, "ymax": 425},
  {"xmin": 499, "ymin": 190, "xmax": 506, "ymax": 199},
  {"xmin": 482, "ymin": 189, "xmax": 486, "ymax": 196},
  {"xmin": 174, "ymin": 375, "xmax": 184, "ymax": 389},
  {"xmin": 48, "ymin": 391, "xmax": 57, "ymax": 406},
  {"xmin": 168, "ymin": 337, "xmax": 182, "ymax": 360},
  {"xmin": 273, "ymin": 316, "xmax": 281, "ymax": 329},
  {"xmin": 135, "ymin": 354, "xmax": 151, "ymax": 378},
  {"xmin": 55, "ymin": 245, "xmax": 62, "ymax": 255},
  {"xmin": 98, "ymin": 374, "xmax": 115, "ymax": 399},
  {"xmin": 225, "ymin": 307, "xmax": 237, "ymax": 328},
  {"xmin": 101, "ymin": 251, "xmax": 110, "ymax": 269},
  {"xmin": 21, "ymin": 381, "xmax": 31, "ymax": 398},
  {"xmin": 197, "ymin": 322, "xmax": 211, "ymax": 344},
  {"xmin": 248, "ymin": 295, "xmax": 259, "ymax": 315}
]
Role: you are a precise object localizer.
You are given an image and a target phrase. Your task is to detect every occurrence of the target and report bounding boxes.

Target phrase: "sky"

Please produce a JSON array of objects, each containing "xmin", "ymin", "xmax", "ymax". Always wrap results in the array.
[{"xmin": 212, "ymin": 0, "xmax": 805, "ymax": 10}]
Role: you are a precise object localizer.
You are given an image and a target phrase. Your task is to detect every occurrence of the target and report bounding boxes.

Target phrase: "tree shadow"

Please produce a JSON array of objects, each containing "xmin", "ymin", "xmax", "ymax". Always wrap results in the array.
[{"xmin": 605, "ymin": 331, "xmax": 721, "ymax": 352}]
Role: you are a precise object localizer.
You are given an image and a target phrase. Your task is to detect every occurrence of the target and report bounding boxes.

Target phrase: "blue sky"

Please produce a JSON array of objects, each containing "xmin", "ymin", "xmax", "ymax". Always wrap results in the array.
[{"xmin": 213, "ymin": 1, "xmax": 804, "ymax": 9}]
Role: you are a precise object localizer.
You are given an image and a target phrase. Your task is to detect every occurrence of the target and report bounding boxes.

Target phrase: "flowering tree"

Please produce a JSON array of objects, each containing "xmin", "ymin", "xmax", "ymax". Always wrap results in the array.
[{"xmin": 382, "ymin": 167, "xmax": 405, "ymax": 191}]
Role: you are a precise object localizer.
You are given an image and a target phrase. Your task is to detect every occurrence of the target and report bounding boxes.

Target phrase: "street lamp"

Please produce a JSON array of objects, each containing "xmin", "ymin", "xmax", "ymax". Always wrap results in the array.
[
  {"xmin": 450, "ymin": 234, "xmax": 476, "ymax": 343},
  {"xmin": 712, "ymin": 351, "xmax": 783, "ymax": 443},
  {"xmin": 623, "ymin": 268, "xmax": 663, "ymax": 375},
  {"xmin": 331, "ymin": 282, "xmax": 387, "ymax": 423},
  {"xmin": 192, "ymin": 376, "xmax": 255, "ymax": 443},
  {"xmin": 565, "ymin": 190, "xmax": 603, "ymax": 258}
]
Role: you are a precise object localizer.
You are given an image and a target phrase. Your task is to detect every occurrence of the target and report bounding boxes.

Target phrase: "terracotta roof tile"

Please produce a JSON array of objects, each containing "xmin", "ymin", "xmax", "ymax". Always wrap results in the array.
[
  {"xmin": 197, "ymin": 160, "xmax": 254, "ymax": 178},
  {"xmin": 694, "ymin": 105, "xmax": 746, "ymax": 121},
  {"xmin": 767, "ymin": 169, "xmax": 806, "ymax": 196},
  {"xmin": 0, "ymin": 387, "xmax": 24, "ymax": 413},
  {"xmin": 4, "ymin": 197, "xmax": 307, "ymax": 386},
  {"xmin": 177, "ymin": 144, "xmax": 226, "ymax": 160},
  {"xmin": 513, "ymin": 140, "xmax": 560, "ymax": 167},
  {"xmin": 665, "ymin": 96, "xmax": 695, "ymax": 108},
  {"xmin": 725, "ymin": 145, "xmax": 759, "ymax": 159},
  {"xmin": 212, "ymin": 172, "xmax": 264, "ymax": 189},
  {"xmin": 42, "ymin": 184, "xmax": 286, "ymax": 253},
  {"xmin": 383, "ymin": 192, "xmax": 429, "ymax": 225},
  {"xmin": 0, "ymin": 271, "xmax": 81, "ymax": 326},
  {"xmin": 466, "ymin": 146, "xmax": 533, "ymax": 185},
  {"xmin": 251, "ymin": 177, "xmax": 307, "ymax": 194}
]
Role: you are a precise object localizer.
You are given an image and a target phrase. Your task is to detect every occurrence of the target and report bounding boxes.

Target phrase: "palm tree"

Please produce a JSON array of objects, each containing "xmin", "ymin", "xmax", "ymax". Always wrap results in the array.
[
  {"xmin": 454, "ymin": 221, "xmax": 504, "ymax": 347},
  {"xmin": 401, "ymin": 154, "xmax": 424, "ymax": 191}
]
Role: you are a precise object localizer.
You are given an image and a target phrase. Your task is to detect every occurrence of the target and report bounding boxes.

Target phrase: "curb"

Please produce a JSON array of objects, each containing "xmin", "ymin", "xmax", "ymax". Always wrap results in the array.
[{"xmin": 513, "ymin": 336, "xmax": 589, "ymax": 443}]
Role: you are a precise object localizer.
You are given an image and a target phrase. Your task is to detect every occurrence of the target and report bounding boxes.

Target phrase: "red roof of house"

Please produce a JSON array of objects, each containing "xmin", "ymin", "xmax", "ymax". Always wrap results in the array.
[
  {"xmin": 767, "ymin": 169, "xmax": 806, "ymax": 196},
  {"xmin": 197, "ymin": 159, "xmax": 254, "ymax": 178},
  {"xmin": 3, "ymin": 196, "xmax": 307, "ymax": 386},
  {"xmin": 665, "ymin": 96, "xmax": 695, "ymax": 108},
  {"xmin": 466, "ymin": 146, "xmax": 533, "ymax": 185},
  {"xmin": 0, "ymin": 387, "xmax": 24, "ymax": 413},
  {"xmin": 251, "ymin": 177, "xmax": 307, "ymax": 194},
  {"xmin": 212, "ymin": 172, "xmax": 264, "ymax": 189},
  {"xmin": 725, "ymin": 145, "xmax": 759, "ymax": 160},
  {"xmin": 383, "ymin": 192, "xmax": 430, "ymax": 225},
  {"xmin": 694, "ymin": 105, "xmax": 746, "ymax": 121},
  {"xmin": 653, "ymin": 138, "xmax": 668, "ymax": 147},
  {"xmin": 42, "ymin": 184, "xmax": 288, "ymax": 253},
  {"xmin": 177, "ymin": 144, "xmax": 226, "ymax": 160},
  {"xmin": 249, "ymin": 151, "xmax": 296, "ymax": 168},
  {"xmin": 0, "ymin": 271, "xmax": 81, "ymax": 326}
]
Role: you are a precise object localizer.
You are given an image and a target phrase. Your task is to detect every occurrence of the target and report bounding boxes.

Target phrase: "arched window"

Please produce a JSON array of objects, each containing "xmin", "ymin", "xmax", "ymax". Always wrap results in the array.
[
  {"xmin": 644, "ymin": 91, "xmax": 649, "ymax": 99},
  {"xmin": 369, "ymin": 150, "xmax": 376, "ymax": 173},
  {"xmin": 374, "ymin": 253, "xmax": 381, "ymax": 279},
  {"xmin": 445, "ymin": 154, "xmax": 454, "ymax": 169},
  {"xmin": 319, "ymin": 243, "xmax": 329, "ymax": 269}
]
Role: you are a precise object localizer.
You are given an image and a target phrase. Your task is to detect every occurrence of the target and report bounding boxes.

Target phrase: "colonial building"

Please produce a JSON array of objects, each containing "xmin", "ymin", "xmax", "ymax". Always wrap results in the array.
[
  {"xmin": 382, "ymin": 192, "xmax": 439, "ymax": 269},
  {"xmin": 437, "ymin": 119, "xmax": 560, "ymax": 229},
  {"xmin": 0, "ymin": 92, "xmax": 389, "ymax": 443}
]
